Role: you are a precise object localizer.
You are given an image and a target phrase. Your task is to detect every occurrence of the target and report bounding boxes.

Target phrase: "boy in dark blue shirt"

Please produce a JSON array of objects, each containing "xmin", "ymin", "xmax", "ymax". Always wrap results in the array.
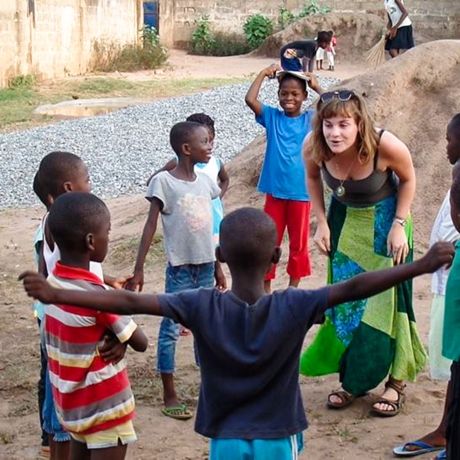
[{"xmin": 20, "ymin": 208, "xmax": 455, "ymax": 460}]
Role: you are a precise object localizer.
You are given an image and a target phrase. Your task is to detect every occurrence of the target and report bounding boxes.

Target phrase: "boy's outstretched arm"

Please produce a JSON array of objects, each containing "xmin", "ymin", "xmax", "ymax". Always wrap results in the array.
[
  {"xmin": 245, "ymin": 64, "xmax": 280, "ymax": 117},
  {"xmin": 326, "ymin": 242, "xmax": 455, "ymax": 308},
  {"xmin": 125, "ymin": 198, "xmax": 161, "ymax": 292},
  {"xmin": 19, "ymin": 271, "xmax": 162, "ymax": 316}
]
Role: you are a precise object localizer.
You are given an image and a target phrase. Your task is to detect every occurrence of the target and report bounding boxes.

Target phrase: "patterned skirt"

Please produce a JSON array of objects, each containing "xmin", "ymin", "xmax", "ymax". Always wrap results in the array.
[{"xmin": 300, "ymin": 195, "xmax": 427, "ymax": 395}]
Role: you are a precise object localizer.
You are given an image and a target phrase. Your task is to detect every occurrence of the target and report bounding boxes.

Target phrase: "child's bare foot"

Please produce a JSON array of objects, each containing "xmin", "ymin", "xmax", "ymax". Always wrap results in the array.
[{"xmin": 179, "ymin": 325, "xmax": 191, "ymax": 336}]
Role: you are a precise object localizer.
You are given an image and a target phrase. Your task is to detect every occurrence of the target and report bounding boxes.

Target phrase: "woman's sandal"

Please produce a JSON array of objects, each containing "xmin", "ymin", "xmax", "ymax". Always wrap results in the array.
[
  {"xmin": 327, "ymin": 389, "xmax": 356, "ymax": 409},
  {"xmin": 371, "ymin": 380, "xmax": 406, "ymax": 417}
]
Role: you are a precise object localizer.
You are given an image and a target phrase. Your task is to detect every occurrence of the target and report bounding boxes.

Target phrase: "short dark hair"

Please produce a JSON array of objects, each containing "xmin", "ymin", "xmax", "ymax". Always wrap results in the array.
[
  {"xmin": 38, "ymin": 151, "xmax": 84, "ymax": 198},
  {"xmin": 219, "ymin": 207, "xmax": 277, "ymax": 269},
  {"xmin": 169, "ymin": 121, "xmax": 205, "ymax": 156},
  {"xmin": 33, "ymin": 171, "xmax": 50, "ymax": 207},
  {"xmin": 317, "ymin": 30, "xmax": 331, "ymax": 44},
  {"xmin": 186, "ymin": 113, "xmax": 215, "ymax": 138},
  {"xmin": 48, "ymin": 192, "xmax": 109, "ymax": 252}
]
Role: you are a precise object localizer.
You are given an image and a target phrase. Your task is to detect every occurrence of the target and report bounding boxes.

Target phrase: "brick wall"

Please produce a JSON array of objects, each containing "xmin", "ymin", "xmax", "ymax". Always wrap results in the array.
[
  {"xmin": 159, "ymin": 0, "xmax": 460, "ymax": 47},
  {"xmin": 0, "ymin": 0, "xmax": 141, "ymax": 87}
]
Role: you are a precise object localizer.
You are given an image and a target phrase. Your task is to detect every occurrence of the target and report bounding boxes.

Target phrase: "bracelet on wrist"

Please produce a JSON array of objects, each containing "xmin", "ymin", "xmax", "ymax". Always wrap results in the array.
[{"xmin": 393, "ymin": 217, "xmax": 406, "ymax": 227}]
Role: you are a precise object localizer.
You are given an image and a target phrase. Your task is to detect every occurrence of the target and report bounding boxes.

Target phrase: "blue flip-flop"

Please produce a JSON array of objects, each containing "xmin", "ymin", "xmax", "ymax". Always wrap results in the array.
[
  {"xmin": 393, "ymin": 441, "xmax": 445, "ymax": 457},
  {"xmin": 435, "ymin": 449, "xmax": 447, "ymax": 460}
]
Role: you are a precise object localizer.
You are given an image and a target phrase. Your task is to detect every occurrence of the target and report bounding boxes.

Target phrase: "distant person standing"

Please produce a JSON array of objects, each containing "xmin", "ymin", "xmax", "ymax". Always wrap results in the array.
[
  {"xmin": 384, "ymin": 0, "xmax": 414, "ymax": 58},
  {"xmin": 280, "ymin": 31, "xmax": 331, "ymax": 72},
  {"xmin": 326, "ymin": 30, "xmax": 337, "ymax": 71}
]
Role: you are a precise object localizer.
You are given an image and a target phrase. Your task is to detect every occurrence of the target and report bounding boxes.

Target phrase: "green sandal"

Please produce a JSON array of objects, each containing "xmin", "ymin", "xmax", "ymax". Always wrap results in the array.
[{"xmin": 161, "ymin": 404, "xmax": 193, "ymax": 420}]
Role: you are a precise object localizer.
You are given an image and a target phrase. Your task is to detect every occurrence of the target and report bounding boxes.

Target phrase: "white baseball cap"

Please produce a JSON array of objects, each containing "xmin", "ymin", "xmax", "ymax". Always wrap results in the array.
[{"xmin": 276, "ymin": 70, "xmax": 310, "ymax": 82}]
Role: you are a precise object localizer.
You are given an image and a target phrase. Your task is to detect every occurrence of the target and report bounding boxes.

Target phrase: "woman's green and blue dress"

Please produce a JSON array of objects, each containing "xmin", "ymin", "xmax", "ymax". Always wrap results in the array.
[{"xmin": 300, "ymin": 163, "xmax": 426, "ymax": 395}]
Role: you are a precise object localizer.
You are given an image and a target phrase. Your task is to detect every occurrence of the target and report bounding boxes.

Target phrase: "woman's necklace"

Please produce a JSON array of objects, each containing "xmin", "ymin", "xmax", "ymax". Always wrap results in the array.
[{"xmin": 333, "ymin": 155, "xmax": 358, "ymax": 197}]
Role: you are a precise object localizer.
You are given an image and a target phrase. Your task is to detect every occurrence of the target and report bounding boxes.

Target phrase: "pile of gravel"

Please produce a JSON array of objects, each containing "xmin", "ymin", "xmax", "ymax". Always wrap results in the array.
[{"xmin": 0, "ymin": 75, "xmax": 339, "ymax": 209}]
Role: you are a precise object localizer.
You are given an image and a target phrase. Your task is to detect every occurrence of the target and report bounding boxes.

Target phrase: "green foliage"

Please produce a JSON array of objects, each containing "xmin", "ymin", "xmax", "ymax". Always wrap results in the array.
[
  {"xmin": 142, "ymin": 25, "xmax": 161, "ymax": 47},
  {"xmin": 297, "ymin": 0, "xmax": 331, "ymax": 18},
  {"xmin": 91, "ymin": 27, "xmax": 167, "ymax": 72},
  {"xmin": 190, "ymin": 16, "xmax": 251, "ymax": 56},
  {"xmin": 243, "ymin": 14, "xmax": 273, "ymax": 49},
  {"xmin": 278, "ymin": 7, "xmax": 296, "ymax": 30},
  {"xmin": 208, "ymin": 31, "xmax": 251, "ymax": 56},
  {"xmin": 277, "ymin": 0, "xmax": 331, "ymax": 31},
  {"xmin": 8, "ymin": 74, "xmax": 36, "ymax": 89},
  {"xmin": 191, "ymin": 16, "xmax": 215, "ymax": 55}
]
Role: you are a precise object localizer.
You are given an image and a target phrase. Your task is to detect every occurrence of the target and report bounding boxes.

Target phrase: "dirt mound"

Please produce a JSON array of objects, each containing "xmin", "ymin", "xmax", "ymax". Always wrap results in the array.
[
  {"xmin": 254, "ymin": 12, "xmax": 386, "ymax": 64},
  {"xmin": 226, "ymin": 40, "xmax": 460, "ymax": 246}
]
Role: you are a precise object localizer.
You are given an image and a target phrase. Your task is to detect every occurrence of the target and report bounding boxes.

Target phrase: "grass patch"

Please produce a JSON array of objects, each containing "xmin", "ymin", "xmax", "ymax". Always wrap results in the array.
[
  {"xmin": 74, "ymin": 78, "xmax": 136, "ymax": 94},
  {"xmin": 0, "ymin": 76, "xmax": 247, "ymax": 132},
  {"xmin": 109, "ymin": 234, "xmax": 165, "ymax": 268}
]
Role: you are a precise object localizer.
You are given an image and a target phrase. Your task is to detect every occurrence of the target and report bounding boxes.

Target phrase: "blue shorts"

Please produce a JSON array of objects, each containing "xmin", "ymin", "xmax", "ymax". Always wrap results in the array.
[{"xmin": 209, "ymin": 432, "xmax": 304, "ymax": 460}]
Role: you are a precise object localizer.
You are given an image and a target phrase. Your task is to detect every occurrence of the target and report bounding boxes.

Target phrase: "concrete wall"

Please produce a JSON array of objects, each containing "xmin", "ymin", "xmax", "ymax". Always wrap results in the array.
[
  {"xmin": 0, "ymin": 0, "xmax": 142, "ymax": 87},
  {"xmin": 159, "ymin": 0, "xmax": 460, "ymax": 47}
]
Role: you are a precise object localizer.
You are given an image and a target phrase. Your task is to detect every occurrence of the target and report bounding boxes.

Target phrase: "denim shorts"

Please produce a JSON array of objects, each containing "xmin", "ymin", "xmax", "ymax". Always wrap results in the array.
[
  {"xmin": 156, "ymin": 262, "xmax": 214, "ymax": 373},
  {"xmin": 42, "ymin": 367, "xmax": 71, "ymax": 442}
]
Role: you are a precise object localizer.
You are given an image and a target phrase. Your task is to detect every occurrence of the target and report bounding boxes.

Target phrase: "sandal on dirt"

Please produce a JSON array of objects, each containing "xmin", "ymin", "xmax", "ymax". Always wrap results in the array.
[
  {"xmin": 371, "ymin": 380, "xmax": 406, "ymax": 417},
  {"xmin": 393, "ymin": 440, "xmax": 445, "ymax": 457},
  {"xmin": 161, "ymin": 404, "xmax": 193, "ymax": 420},
  {"xmin": 327, "ymin": 389, "xmax": 356, "ymax": 409},
  {"xmin": 435, "ymin": 449, "xmax": 447, "ymax": 460}
]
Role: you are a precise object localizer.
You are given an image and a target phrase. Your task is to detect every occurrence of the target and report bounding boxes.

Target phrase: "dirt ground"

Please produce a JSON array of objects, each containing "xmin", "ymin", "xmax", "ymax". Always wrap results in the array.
[{"xmin": 1, "ymin": 45, "xmax": 459, "ymax": 459}]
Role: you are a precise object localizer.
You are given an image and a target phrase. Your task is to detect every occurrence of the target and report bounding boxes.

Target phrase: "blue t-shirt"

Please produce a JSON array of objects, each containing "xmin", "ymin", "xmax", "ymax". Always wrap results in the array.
[
  {"xmin": 158, "ymin": 286, "xmax": 330, "ymax": 439},
  {"xmin": 256, "ymin": 104, "xmax": 312, "ymax": 201}
]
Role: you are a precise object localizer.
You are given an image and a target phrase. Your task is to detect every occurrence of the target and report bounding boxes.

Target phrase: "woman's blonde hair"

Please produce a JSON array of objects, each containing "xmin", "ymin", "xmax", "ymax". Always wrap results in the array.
[{"xmin": 308, "ymin": 90, "xmax": 379, "ymax": 164}]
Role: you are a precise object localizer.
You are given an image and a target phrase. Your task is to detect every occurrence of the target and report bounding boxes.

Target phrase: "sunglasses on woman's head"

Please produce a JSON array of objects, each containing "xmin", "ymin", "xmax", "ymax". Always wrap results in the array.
[{"xmin": 319, "ymin": 90, "xmax": 355, "ymax": 104}]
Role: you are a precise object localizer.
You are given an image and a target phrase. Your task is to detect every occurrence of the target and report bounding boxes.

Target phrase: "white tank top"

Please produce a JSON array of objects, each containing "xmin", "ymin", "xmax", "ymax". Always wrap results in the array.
[
  {"xmin": 384, "ymin": 0, "xmax": 412, "ymax": 28},
  {"xmin": 42, "ymin": 213, "xmax": 104, "ymax": 281}
]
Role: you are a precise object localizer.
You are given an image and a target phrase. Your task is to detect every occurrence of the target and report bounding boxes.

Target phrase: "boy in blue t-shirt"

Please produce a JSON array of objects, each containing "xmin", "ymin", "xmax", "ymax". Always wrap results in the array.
[
  {"xmin": 21, "ymin": 208, "xmax": 454, "ymax": 460},
  {"xmin": 245, "ymin": 64, "xmax": 323, "ymax": 292}
]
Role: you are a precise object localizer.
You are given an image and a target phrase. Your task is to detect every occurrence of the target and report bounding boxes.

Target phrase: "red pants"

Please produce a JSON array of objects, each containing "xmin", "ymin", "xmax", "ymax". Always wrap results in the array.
[{"xmin": 264, "ymin": 195, "xmax": 311, "ymax": 280}]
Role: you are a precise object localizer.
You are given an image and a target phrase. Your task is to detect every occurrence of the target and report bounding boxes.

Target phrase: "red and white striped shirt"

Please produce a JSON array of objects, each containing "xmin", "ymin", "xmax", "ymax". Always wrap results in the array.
[{"xmin": 45, "ymin": 262, "xmax": 137, "ymax": 434}]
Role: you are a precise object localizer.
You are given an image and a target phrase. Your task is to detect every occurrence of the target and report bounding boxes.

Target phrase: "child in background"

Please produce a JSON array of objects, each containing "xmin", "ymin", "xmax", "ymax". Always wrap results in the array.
[
  {"xmin": 443, "ymin": 172, "xmax": 460, "ymax": 459},
  {"xmin": 32, "ymin": 192, "xmax": 148, "ymax": 459},
  {"xmin": 34, "ymin": 152, "xmax": 131, "ymax": 460},
  {"xmin": 21, "ymin": 208, "xmax": 455, "ymax": 460},
  {"xmin": 32, "ymin": 172, "xmax": 52, "ymax": 459},
  {"xmin": 146, "ymin": 113, "xmax": 229, "ymax": 246},
  {"xmin": 279, "ymin": 31, "xmax": 331, "ymax": 72},
  {"xmin": 326, "ymin": 30, "xmax": 336, "ymax": 71},
  {"xmin": 393, "ymin": 114, "xmax": 460, "ymax": 459},
  {"xmin": 245, "ymin": 64, "xmax": 323, "ymax": 292},
  {"xmin": 315, "ymin": 45, "xmax": 324, "ymax": 70},
  {"xmin": 126, "ymin": 121, "xmax": 225, "ymax": 420}
]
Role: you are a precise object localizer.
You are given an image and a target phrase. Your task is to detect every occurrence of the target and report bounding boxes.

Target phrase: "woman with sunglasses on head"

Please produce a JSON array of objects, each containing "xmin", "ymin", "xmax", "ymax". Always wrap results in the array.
[{"xmin": 300, "ymin": 90, "xmax": 423, "ymax": 417}]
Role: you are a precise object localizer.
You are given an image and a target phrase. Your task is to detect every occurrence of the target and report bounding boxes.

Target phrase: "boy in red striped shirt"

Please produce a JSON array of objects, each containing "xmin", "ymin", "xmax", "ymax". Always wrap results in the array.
[{"xmin": 43, "ymin": 192, "xmax": 147, "ymax": 459}]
